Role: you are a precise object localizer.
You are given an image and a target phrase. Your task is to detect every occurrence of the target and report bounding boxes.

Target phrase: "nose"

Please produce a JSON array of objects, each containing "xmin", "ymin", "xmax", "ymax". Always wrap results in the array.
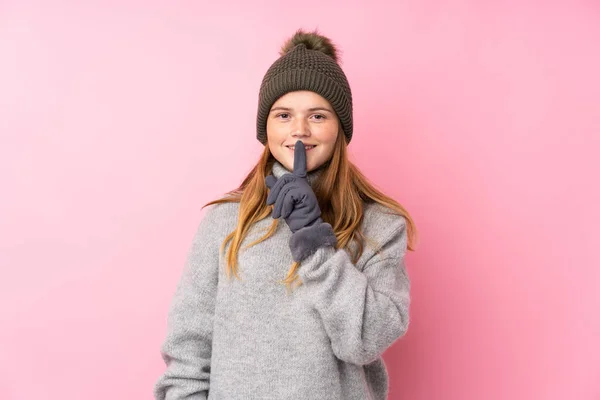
[{"xmin": 290, "ymin": 118, "xmax": 310, "ymax": 138}]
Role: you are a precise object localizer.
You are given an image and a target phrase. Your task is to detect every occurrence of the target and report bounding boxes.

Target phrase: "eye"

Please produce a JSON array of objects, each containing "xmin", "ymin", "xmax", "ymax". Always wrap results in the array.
[
  {"xmin": 276, "ymin": 113, "xmax": 290, "ymax": 119},
  {"xmin": 312, "ymin": 114, "xmax": 326, "ymax": 121}
]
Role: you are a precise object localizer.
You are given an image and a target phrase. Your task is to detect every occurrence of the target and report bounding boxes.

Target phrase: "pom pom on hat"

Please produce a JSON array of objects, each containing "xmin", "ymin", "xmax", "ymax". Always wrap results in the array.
[{"xmin": 279, "ymin": 29, "xmax": 340, "ymax": 63}]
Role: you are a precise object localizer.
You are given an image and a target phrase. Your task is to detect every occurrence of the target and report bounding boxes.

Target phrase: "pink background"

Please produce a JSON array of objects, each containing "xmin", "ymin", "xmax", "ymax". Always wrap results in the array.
[{"xmin": 1, "ymin": 1, "xmax": 599, "ymax": 399}]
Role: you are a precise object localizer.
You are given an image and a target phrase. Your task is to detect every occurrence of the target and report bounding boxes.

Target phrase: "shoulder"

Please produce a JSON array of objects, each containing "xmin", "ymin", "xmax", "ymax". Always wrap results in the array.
[
  {"xmin": 202, "ymin": 201, "xmax": 239, "ymax": 223},
  {"xmin": 362, "ymin": 202, "xmax": 407, "ymax": 238},
  {"xmin": 359, "ymin": 202, "xmax": 408, "ymax": 261},
  {"xmin": 193, "ymin": 201, "xmax": 240, "ymax": 241}
]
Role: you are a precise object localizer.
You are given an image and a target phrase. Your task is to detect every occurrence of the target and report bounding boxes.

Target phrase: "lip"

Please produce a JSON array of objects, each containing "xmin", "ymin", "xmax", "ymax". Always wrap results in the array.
[
  {"xmin": 286, "ymin": 146, "xmax": 316, "ymax": 153},
  {"xmin": 286, "ymin": 144, "xmax": 317, "ymax": 149}
]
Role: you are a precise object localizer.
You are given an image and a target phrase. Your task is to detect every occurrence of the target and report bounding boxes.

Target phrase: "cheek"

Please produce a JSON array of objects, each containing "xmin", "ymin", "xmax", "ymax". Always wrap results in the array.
[
  {"xmin": 314, "ymin": 121, "xmax": 338, "ymax": 139},
  {"xmin": 318, "ymin": 124, "xmax": 339, "ymax": 147},
  {"xmin": 266, "ymin": 122, "xmax": 285, "ymax": 142}
]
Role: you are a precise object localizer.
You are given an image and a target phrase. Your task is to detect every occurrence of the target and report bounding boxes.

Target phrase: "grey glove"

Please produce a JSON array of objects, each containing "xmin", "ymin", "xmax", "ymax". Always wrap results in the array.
[
  {"xmin": 266, "ymin": 141, "xmax": 337, "ymax": 262},
  {"xmin": 265, "ymin": 141, "xmax": 323, "ymax": 233}
]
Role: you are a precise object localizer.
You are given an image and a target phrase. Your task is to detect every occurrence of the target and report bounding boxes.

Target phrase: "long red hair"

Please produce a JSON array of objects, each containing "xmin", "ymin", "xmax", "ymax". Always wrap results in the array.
[{"xmin": 204, "ymin": 131, "xmax": 418, "ymax": 291}]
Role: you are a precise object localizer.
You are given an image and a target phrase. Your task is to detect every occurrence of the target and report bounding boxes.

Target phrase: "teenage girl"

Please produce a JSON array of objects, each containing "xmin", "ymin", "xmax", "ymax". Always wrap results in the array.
[{"xmin": 154, "ymin": 28, "xmax": 417, "ymax": 400}]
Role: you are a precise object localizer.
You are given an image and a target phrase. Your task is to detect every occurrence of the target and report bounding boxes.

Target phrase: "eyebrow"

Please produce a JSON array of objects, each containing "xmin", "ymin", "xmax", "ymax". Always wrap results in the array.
[{"xmin": 270, "ymin": 106, "xmax": 334, "ymax": 113}]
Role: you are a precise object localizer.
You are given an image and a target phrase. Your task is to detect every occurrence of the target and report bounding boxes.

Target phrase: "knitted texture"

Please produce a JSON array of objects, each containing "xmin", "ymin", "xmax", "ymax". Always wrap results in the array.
[
  {"xmin": 153, "ymin": 161, "xmax": 411, "ymax": 400},
  {"xmin": 256, "ymin": 43, "xmax": 353, "ymax": 145}
]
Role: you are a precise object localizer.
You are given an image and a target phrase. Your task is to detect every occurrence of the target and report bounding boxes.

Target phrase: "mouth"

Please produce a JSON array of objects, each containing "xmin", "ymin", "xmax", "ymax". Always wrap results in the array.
[{"xmin": 286, "ymin": 145, "xmax": 316, "ymax": 151}]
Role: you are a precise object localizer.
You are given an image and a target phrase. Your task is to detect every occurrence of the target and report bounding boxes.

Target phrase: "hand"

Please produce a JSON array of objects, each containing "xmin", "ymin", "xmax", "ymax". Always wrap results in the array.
[{"xmin": 265, "ymin": 140, "xmax": 323, "ymax": 233}]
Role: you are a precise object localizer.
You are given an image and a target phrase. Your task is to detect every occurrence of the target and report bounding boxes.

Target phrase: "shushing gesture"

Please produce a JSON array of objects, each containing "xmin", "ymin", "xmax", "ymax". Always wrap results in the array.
[{"xmin": 266, "ymin": 140, "xmax": 323, "ymax": 233}]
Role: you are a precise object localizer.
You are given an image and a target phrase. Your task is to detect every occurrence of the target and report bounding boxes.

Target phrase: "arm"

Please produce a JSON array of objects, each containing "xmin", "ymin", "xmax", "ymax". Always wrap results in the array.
[
  {"xmin": 292, "ymin": 216, "xmax": 410, "ymax": 366},
  {"xmin": 153, "ymin": 207, "xmax": 221, "ymax": 400}
]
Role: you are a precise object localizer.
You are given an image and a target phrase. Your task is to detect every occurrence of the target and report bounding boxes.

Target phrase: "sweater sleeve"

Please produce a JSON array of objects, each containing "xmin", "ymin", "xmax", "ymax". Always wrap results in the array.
[
  {"xmin": 153, "ymin": 206, "xmax": 221, "ymax": 400},
  {"xmin": 295, "ymin": 214, "xmax": 410, "ymax": 366}
]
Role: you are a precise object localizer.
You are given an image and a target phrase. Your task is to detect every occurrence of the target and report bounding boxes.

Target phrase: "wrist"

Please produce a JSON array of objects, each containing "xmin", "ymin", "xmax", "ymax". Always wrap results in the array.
[{"xmin": 289, "ymin": 221, "xmax": 337, "ymax": 262}]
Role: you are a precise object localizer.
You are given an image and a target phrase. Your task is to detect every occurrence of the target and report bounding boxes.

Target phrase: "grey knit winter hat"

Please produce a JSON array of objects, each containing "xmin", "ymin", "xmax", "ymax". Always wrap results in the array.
[{"xmin": 256, "ymin": 30, "xmax": 353, "ymax": 145}]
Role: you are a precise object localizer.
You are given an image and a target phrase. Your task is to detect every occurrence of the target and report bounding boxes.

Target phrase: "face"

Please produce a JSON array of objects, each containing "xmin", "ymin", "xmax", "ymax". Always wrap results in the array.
[{"xmin": 266, "ymin": 91, "xmax": 339, "ymax": 172}]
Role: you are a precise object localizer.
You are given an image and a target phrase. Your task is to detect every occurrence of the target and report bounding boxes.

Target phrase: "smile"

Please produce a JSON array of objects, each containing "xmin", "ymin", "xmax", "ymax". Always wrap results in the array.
[{"xmin": 287, "ymin": 145, "xmax": 316, "ymax": 150}]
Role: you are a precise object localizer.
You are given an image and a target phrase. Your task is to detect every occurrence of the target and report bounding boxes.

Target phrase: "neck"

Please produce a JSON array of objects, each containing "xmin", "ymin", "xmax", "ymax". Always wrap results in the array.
[{"xmin": 271, "ymin": 159, "xmax": 327, "ymax": 187}]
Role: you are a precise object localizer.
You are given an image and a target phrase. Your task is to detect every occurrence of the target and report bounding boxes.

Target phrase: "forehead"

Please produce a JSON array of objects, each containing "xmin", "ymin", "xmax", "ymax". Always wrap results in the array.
[{"xmin": 271, "ymin": 90, "xmax": 331, "ymax": 108}]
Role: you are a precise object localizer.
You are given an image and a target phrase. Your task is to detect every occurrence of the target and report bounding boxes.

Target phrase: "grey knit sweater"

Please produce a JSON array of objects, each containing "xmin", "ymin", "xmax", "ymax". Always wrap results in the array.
[{"xmin": 154, "ymin": 161, "xmax": 411, "ymax": 400}]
